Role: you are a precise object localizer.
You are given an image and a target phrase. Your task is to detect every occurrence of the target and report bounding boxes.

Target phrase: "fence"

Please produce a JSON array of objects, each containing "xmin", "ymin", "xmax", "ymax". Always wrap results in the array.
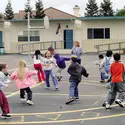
[
  {"xmin": 95, "ymin": 41, "xmax": 125, "ymax": 53},
  {"xmin": 17, "ymin": 41, "xmax": 64, "ymax": 53}
]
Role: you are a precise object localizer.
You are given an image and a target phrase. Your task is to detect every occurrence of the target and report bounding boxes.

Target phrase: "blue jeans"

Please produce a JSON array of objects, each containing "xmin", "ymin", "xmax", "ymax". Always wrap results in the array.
[
  {"xmin": 100, "ymin": 72, "xmax": 108, "ymax": 81},
  {"xmin": 44, "ymin": 70, "xmax": 58, "ymax": 88},
  {"xmin": 69, "ymin": 80, "xmax": 79, "ymax": 98}
]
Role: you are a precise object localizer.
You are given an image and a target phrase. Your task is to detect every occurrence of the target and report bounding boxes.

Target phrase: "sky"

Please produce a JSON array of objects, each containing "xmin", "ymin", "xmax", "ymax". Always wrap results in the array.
[{"xmin": 1, "ymin": 0, "xmax": 125, "ymax": 16}]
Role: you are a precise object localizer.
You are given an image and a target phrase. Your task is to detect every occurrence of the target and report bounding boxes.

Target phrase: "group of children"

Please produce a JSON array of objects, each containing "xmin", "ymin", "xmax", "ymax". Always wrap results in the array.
[
  {"xmin": 1, "ymin": 48, "xmax": 125, "ymax": 119},
  {"xmin": 96, "ymin": 50, "xmax": 125, "ymax": 109}
]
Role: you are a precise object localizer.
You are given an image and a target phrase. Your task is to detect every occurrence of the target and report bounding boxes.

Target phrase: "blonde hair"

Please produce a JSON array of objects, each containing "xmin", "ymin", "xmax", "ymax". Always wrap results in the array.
[
  {"xmin": 75, "ymin": 41, "xmax": 80, "ymax": 47},
  {"xmin": 17, "ymin": 60, "xmax": 26, "ymax": 80}
]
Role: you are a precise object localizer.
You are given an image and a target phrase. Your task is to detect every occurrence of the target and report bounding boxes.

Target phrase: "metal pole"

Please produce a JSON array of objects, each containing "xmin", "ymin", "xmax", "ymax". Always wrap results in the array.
[{"xmin": 28, "ymin": 12, "xmax": 30, "ymax": 61}]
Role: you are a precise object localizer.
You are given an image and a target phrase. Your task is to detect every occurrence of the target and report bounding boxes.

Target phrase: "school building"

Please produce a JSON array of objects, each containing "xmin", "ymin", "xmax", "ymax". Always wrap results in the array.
[{"xmin": 0, "ymin": 5, "xmax": 125, "ymax": 54}]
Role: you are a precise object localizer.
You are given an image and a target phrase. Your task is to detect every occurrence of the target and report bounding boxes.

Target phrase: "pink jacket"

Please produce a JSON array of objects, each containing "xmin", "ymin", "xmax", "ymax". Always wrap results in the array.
[{"xmin": 11, "ymin": 68, "xmax": 37, "ymax": 89}]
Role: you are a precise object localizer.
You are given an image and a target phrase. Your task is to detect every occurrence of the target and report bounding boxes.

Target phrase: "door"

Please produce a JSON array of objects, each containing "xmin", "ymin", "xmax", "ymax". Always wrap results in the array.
[
  {"xmin": 64, "ymin": 30, "xmax": 73, "ymax": 49},
  {"xmin": 0, "ymin": 31, "xmax": 2, "ymax": 47}
]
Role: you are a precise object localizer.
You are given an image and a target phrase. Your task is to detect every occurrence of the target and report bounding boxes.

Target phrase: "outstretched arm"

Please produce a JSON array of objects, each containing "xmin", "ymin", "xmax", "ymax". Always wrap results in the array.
[
  {"xmin": 64, "ymin": 57, "xmax": 70, "ymax": 61},
  {"xmin": 82, "ymin": 67, "xmax": 89, "ymax": 77}
]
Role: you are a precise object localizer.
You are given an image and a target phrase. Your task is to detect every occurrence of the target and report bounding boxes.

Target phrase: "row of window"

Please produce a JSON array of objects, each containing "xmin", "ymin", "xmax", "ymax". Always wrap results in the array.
[{"xmin": 18, "ymin": 28, "xmax": 110, "ymax": 42}]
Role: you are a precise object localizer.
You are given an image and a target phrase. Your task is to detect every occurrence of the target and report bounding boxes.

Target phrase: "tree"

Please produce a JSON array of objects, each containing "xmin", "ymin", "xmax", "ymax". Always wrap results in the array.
[
  {"xmin": 4, "ymin": 0, "xmax": 14, "ymax": 20},
  {"xmin": 24, "ymin": 0, "xmax": 32, "ymax": 19},
  {"xmin": 0, "ymin": 13, "xmax": 4, "ymax": 19},
  {"xmin": 35, "ymin": 0, "xmax": 45, "ymax": 18},
  {"xmin": 84, "ymin": 0, "xmax": 99, "ymax": 17},
  {"xmin": 99, "ymin": 0, "xmax": 114, "ymax": 16},
  {"xmin": 116, "ymin": 6, "xmax": 125, "ymax": 16}
]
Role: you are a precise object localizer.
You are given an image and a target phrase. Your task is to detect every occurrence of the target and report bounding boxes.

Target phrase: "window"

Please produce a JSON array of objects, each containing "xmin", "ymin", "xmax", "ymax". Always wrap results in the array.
[
  {"xmin": 18, "ymin": 31, "xmax": 40, "ymax": 42},
  {"xmin": 87, "ymin": 28, "xmax": 110, "ymax": 39}
]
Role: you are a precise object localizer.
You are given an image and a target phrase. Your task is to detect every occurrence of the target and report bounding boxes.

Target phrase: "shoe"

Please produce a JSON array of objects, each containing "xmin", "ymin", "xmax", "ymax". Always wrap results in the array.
[
  {"xmin": 1, "ymin": 114, "xmax": 11, "ymax": 119},
  {"xmin": 74, "ymin": 97, "xmax": 79, "ymax": 100},
  {"xmin": 100, "ymin": 80, "xmax": 105, "ymax": 83},
  {"xmin": 58, "ymin": 76, "xmax": 62, "ymax": 81},
  {"xmin": 65, "ymin": 98, "xmax": 74, "ymax": 104},
  {"xmin": 45, "ymin": 86, "xmax": 50, "ymax": 89},
  {"xmin": 115, "ymin": 99, "xmax": 124, "ymax": 108},
  {"xmin": 27, "ymin": 100, "xmax": 34, "ymax": 105},
  {"xmin": 105, "ymin": 103, "xmax": 111, "ymax": 109},
  {"xmin": 102, "ymin": 102, "xmax": 106, "ymax": 107},
  {"xmin": 20, "ymin": 98, "xmax": 26, "ymax": 103}
]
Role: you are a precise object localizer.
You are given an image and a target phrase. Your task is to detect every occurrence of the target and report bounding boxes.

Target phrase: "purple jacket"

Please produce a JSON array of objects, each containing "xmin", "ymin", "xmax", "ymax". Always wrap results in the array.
[{"xmin": 53, "ymin": 54, "xmax": 70, "ymax": 69}]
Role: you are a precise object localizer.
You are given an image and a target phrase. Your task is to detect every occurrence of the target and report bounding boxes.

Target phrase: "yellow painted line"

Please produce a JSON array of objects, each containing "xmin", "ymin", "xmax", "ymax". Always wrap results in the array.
[
  {"xmin": 54, "ymin": 114, "xmax": 61, "ymax": 120},
  {"xmin": 33, "ymin": 93, "xmax": 101, "ymax": 97},
  {"xmin": 0, "ymin": 112, "xmax": 125, "ymax": 124},
  {"xmin": 6, "ymin": 83, "xmax": 42, "ymax": 98},
  {"xmin": 9, "ymin": 102, "xmax": 123, "ymax": 116},
  {"xmin": 21, "ymin": 116, "xmax": 24, "ymax": 122}
]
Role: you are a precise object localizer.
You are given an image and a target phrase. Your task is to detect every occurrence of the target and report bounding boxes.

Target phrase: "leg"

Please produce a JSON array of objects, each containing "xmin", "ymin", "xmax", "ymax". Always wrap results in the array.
[
  {"xmin": 69, "ymin": 81, "xmax": 77, "ymax": 98},
  {"xmin": 39, "ymin": 64, "xmax": 46, "ymax": 81},
  {"xmin": 56, "ymin": 68, "xmax": 63, "ymax": 81},
  {"xmin": 74, "ymin": 82, "xmax": 79, "ymax": 98},
  {"xmin": 25, "ymin": 87, "xmax": 32, "ymax": 101},
  {"xmin": 0, "ymin": 91, "xmax": 10, "ymax": 115},
  {"xmin": 44, "ymin": 70, "xmax": 50, "ymax": 87},
  {"xmin": 50, "ymin": 70, "xmax": 59, "ymax": 89},
  {"xmin": 20, "ymin": 89, "xmax": 25, "ymax": 99}
]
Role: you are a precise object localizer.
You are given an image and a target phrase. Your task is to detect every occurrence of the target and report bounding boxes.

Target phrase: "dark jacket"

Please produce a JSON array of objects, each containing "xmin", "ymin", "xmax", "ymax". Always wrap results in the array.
[
  {"xmin": 54, "ymin": 54, "xmax": 70, "ymax": 69},
  {"xmin": 68, "ymin": 62, "xmax": 89, "ymax": 82}
]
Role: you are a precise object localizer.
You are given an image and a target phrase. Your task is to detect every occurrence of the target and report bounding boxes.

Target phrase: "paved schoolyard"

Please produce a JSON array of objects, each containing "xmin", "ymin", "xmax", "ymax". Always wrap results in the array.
[{"xmin": 0, "ymin": 54, "xmax": 125, "ymax": 125}]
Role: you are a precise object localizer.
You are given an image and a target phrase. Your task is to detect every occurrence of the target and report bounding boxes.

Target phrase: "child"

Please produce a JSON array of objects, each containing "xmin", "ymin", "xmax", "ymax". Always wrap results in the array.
[
  {"xmin": 71, "ymin": 41, "xmax": 84, "ymax": 64},
  {"xmin": 65, "ymin": 55, "xmax": 89, "ymax": 104},
  {"xmin": 95, "ymin": 54, "xmax": 108, "ymax": 83},
  {"xmin": 0, "ymin": 64, "xmax": 11, "ymax": 119},
  {"xmin": 11, "ymin": 60, "xmax": 37, "ymax": 105},
  {"xmin": 53, "ymin": 53, "xmax": 70, "ymax": 81},
  {"xmin": 33, "ymin": 50, "xmax": 46, "ymax": 83},
  {"xmin": 43, "ymin": 51, "xmax": 59, "ymax": 90},
  {"xmin": 105, "ymin": 53, "xmax": 125, "ymax": 109}
]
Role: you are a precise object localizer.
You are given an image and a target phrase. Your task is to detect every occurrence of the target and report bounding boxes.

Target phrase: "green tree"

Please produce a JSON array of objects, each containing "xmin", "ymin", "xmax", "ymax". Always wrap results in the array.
[
  {"xmin": 84, "ymin": 0, "xmax": 99, "ymax": 17},
  {"xmin": 4, "ymin": 0, "xmax": 14, "ymax": 20},
  {"xmin": 24, "ymin": 0, "xmax": 32, "ymax": 19},
  {"xmin": 116, "ymin": 6, "xmax": 125, "ymax": 16},
  {"xmin": 99, "ymin": 0, "xmax": 114, "ymax": 16},
  {"xmin": 35, "ymin": 0, "xmax": 45, "ymax": 18},
  {"xmin": 0, "ymin": 13, "xmax": 4, "ymax": 19}
]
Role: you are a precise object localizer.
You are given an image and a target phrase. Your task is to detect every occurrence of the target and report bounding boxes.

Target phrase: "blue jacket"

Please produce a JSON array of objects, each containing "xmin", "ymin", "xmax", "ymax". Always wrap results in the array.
[{"xmin": 53, "ymin": 54, "xmax": 70, "ymax": 69}]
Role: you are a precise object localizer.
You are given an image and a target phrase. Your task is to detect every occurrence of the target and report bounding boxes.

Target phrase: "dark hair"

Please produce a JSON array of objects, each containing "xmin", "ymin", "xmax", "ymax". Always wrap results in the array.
[
  {"xmin": 48, "ymin": 47, "xmax": 54, "ymax": 51},
  {"xmin": 113, "ymin": 53, "xmax": 121, "ymax": 61},
  {"xmin": 106, "ymin": 50, "xmax": 113, "ymax": 57},
  {"xmin": 33, "ymin": 50, "xmax": 41, "ymax": 59},
  {"xmin": 98, "ymin": 54, "xmax": 104, "ymax": 59},
  {"xmin": 0, "ymin": 64, "xmax": 7, "ymax": 71}
]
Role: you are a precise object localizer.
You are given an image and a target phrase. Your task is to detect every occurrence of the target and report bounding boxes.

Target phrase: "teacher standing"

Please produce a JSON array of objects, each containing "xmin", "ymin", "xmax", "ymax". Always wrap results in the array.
[{"xmin": 71, "ymin": 41, "xmax": 84, "ymax": 64}]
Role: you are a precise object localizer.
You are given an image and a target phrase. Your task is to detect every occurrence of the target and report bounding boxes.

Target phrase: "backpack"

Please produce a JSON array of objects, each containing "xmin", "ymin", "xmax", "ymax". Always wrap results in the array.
[{"xmin": 104, "ymin": 57, "xmax": 111, "ymax": 73}]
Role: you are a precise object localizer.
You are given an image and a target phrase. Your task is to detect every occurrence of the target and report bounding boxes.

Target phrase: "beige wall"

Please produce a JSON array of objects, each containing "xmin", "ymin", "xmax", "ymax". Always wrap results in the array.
[
  {"xmin": 82, "ymin": 19, "xmax": 125, "ymax": 52},
  {"xmin": 4, "ymin": 20, "xmax": 75, "ymax": 53}
]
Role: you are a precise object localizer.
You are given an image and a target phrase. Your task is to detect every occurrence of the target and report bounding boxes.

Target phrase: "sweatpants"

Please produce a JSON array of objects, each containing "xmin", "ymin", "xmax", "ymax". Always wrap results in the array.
[
  {"xmin": 107, "ymin": 82, "xmax": 125, "ymax": 105},
  {"xmin": 0, "ymin": 90, "xmax": 10, "ymax": 115},
  {"xmin": 20, "ymin": 87, "xmax": 32, "ymax": 101},
  {"xmin": 34, "ymin": 63, "xmax": 46, "ymax": 82},
  {"xmin": 56, "ymin": 68, "xmax": 64, "ymax": 78}
]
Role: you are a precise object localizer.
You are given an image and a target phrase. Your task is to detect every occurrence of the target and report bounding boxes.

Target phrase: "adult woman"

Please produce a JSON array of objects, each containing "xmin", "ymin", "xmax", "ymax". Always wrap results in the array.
[{"xmin": 71, "ymin": 41, "xmax": 84, "ymax": 64}]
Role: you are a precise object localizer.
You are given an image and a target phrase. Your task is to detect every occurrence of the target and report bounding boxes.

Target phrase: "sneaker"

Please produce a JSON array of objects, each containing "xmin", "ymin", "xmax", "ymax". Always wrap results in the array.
[
  {"xmin": 105, "ymin": 103, "xmax": 111, "ymax": 109},
  {"xmin": 20, "ymin": 98, "xmax": 26, "ymax": 103},
  {"xmin": 45, "ymin": 86, "xmax": 50, "ymax": 89},
  {"xmin": 100, "ymin": 80, "xmax": 105, "ymax": 83},
  {"xmin": 65, "ymin": 98, "xmax": 74, "ymax": 104},
  {"xmin": 58, "ymin": 76, "xmax": 62, "ymax": 81},
  {"xmin": 1, "ymin": 114, "xmax": 11, "ymax": 119},
  {"xmin": 115, "ymin": 99, "xmax": 124, "ymax": 108},
  {"xmin": 74, "ymin": 97, "xmax": 79, "ymax": 100},
  {"xmin": 102, "ymin": 101, "xmax": 106, "ymax": 107},
  {"xmin": 27, "ymin": 100, "xmax": 34, "ymax": 105}
]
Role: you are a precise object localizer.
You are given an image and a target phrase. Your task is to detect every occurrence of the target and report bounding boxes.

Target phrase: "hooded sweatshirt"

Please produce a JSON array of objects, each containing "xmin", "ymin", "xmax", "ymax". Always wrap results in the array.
[
  {"xmin": 54, "ymin": 54, "xmax": 70, "ymax": 69},
  {"xmin": 68, "ymin": 62, "xmax": 89, "ymax": 82}
]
